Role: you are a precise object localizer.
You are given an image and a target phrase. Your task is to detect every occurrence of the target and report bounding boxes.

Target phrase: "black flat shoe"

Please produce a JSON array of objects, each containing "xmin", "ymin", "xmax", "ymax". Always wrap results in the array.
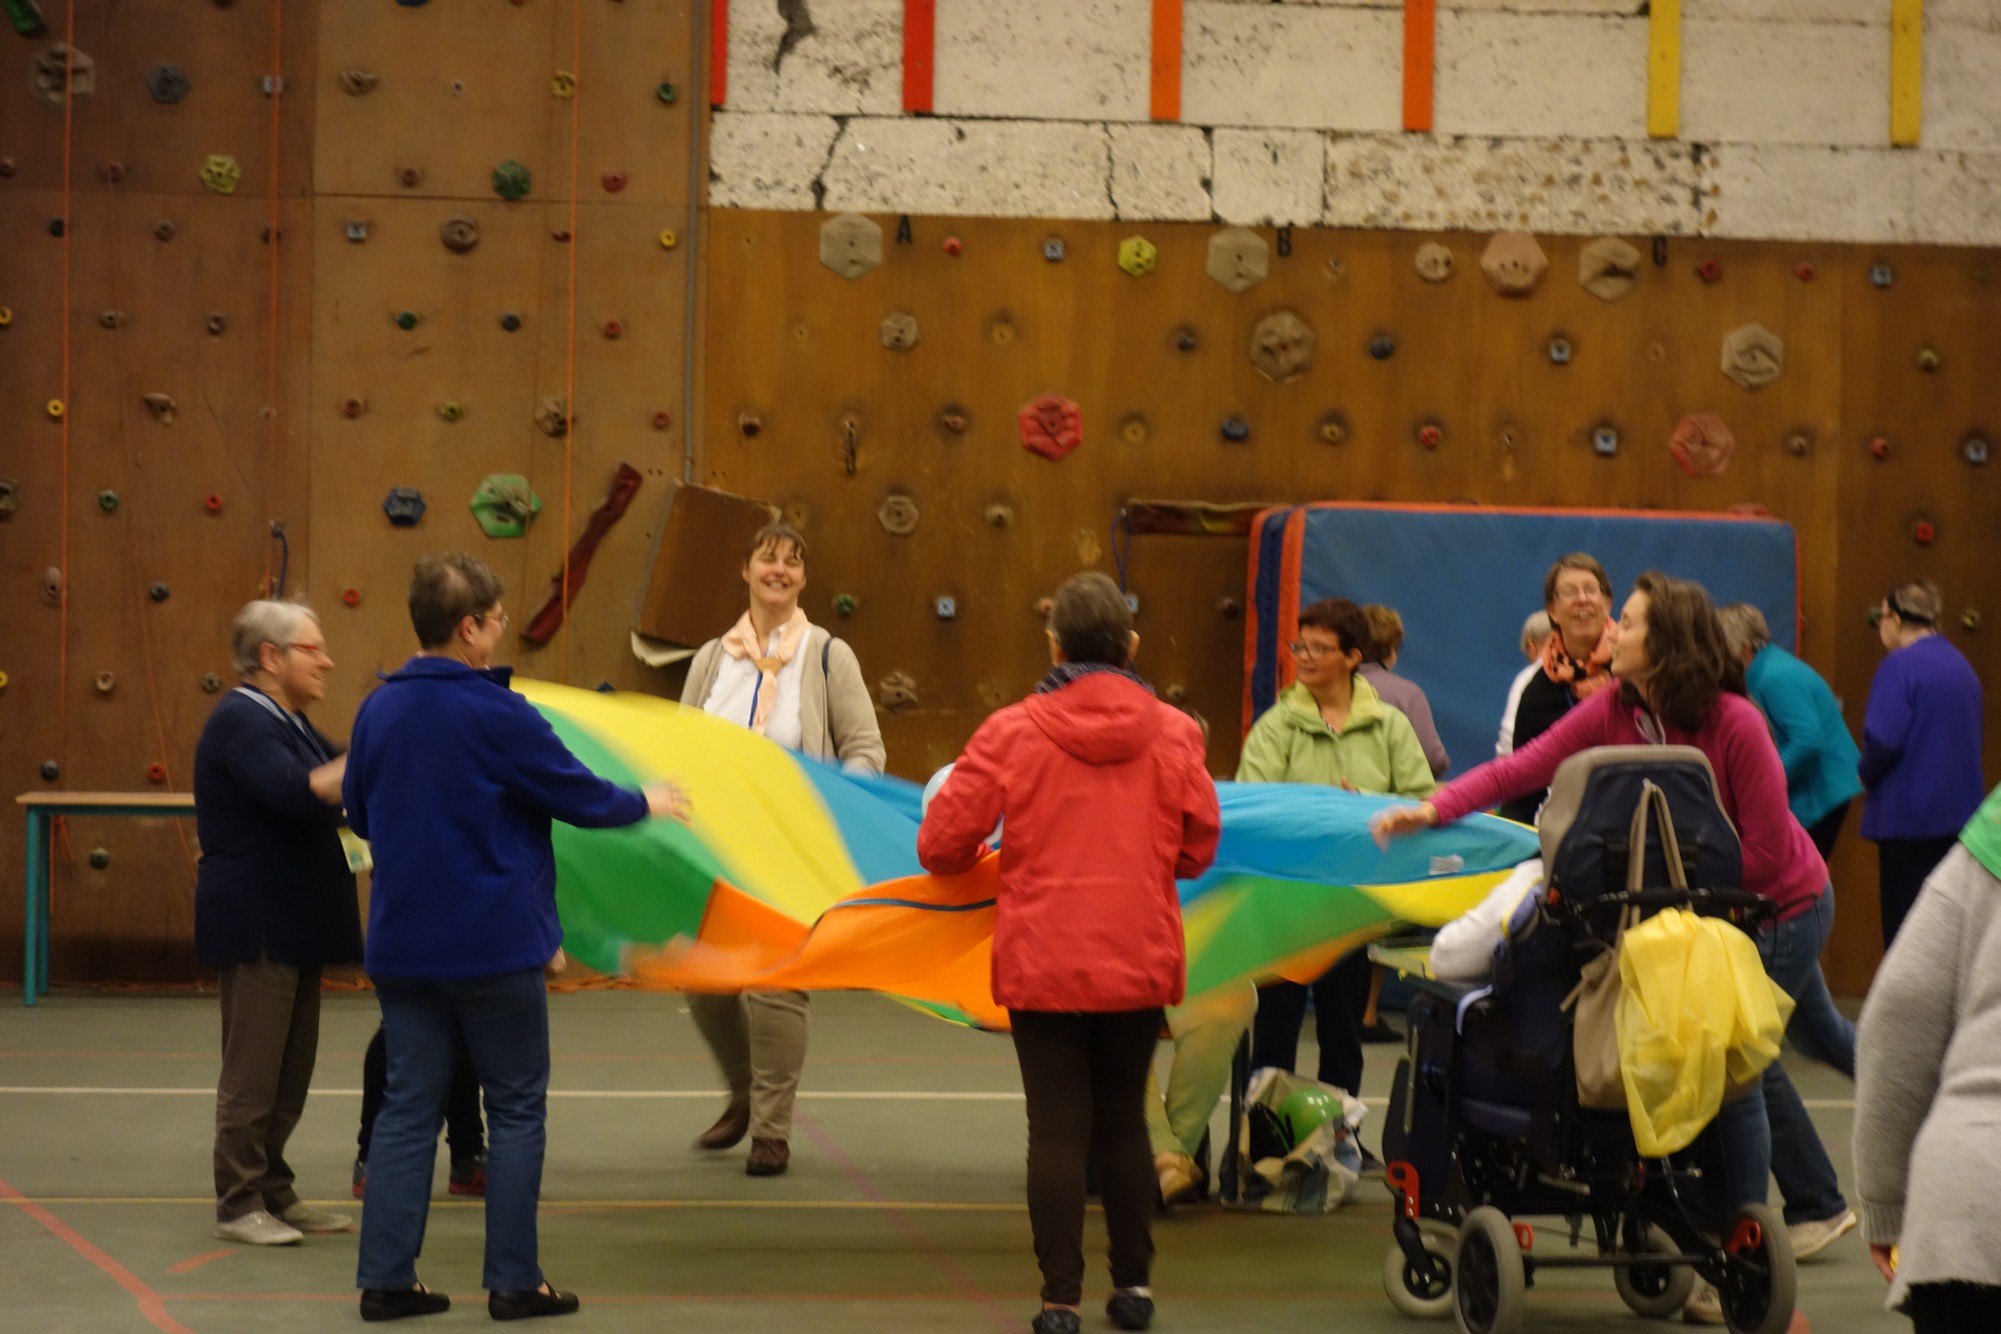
[
  {"xmin": 488, "ymin": 1286, "xmax": 581, "ymax": 1321},
  {"xmin": 359, "ymin": 1286, "xmax": 450, "ymax": 1322},
  {"xmin": 1030, "ymin": 1310, "xmax": 1081, "ymax": 1334},
  {"xmin": 1107, "ymin": 1291, "xmax": 1156, "ymax": 1330}
]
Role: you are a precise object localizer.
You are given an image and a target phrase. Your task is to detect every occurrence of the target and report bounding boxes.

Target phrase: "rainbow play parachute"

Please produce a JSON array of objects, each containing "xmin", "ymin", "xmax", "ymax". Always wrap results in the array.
[{"xmin": 519, "ymin": 680, "xmax": 1538, "ymax": 1029}]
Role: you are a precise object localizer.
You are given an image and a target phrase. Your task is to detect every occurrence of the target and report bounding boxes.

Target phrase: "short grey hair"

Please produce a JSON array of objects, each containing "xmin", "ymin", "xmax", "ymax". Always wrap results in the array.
[
  {"xmin": 231, "ymin": 600, "xmax": 318, "ymax": 676},
  {"xmin": 1717, "ymin": 603, "xmax": 1771, "ymax": 657},
  {"xmin": 1520, "ymin": 609, "xmax": 1553, "ymax": 656}
]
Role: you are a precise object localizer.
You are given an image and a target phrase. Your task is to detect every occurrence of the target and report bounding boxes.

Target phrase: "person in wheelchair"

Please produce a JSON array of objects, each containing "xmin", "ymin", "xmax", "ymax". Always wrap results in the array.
[{"xmin": 1375, "ymin": 572, "xmax": 1851, "ymax": 1325}]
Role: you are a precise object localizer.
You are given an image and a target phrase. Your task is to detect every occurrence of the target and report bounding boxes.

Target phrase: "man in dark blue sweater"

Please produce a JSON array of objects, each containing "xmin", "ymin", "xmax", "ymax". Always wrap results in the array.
[{"xmin": 344, "ymin": 553, "xmax": 685, "ymax": 1323}]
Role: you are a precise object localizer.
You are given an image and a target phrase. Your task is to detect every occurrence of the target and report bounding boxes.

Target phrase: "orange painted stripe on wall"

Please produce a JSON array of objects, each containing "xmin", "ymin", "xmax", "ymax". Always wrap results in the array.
[
  {"xmin": 1402, "ymin": 0, "xmax": 1435, "ymax": 132},
  {"xmin": 1150, "ymin": 0, "xmax": 1183, "ymax": 122},
  {"xmin": 904, "ymin": 0, "xmax": 936, "ymax": 113},
  {"xmin": 710, "ymin": 0, "xmax": 728, "ymax": 107}
]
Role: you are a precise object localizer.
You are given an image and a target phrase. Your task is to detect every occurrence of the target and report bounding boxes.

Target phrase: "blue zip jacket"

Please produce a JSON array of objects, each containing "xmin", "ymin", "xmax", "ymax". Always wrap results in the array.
[
  {"xmin": 1744, "ymin": 644, "xmax": 1864, "ymax": 829},
  {"xmin": 1859, "ymin": 635, "xmax": 1986, "ymax": 841},
  {"xmin": 344, "ymin": 657, "xmax": 648, "ymax": 978}
]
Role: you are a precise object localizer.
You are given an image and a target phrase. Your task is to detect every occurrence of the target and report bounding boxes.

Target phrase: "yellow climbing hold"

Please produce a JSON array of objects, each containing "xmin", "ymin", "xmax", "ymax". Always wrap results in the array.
[
  {"xmin": 551, "ymin": 71, "xmax": 577, "ymax": 99},
  {"xmin": 659, "ymin": 228, "xmax": 678, "ymax": 250},
  {"xmin": 46, "ymin": 399, "xmax": 65, "ymax": 419},
  {"xmin": 0, "ymin": 307, "xmax": 13, "ymax": 326},
  {"xmin": 200, "ymin": 153, "xmax": 241, "ymax": 194}
]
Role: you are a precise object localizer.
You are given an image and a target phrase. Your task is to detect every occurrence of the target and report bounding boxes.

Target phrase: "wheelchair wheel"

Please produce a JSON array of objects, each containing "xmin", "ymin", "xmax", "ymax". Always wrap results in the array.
[
  {"xmin": 1718, "ymin": 1203, "xmax": 1796, "ymax": 1334},
  {"xmin": 1383, "ymin": 1220, "xmax": 1457, "ymax": 1319},
  {"xmin": 1454, "ymin": 1207, "xmax": 1525, "ymax": 1334},
  {"xmin": 1613, "ymin": 1224, "xmax": 1697, "ymax": 1319}
]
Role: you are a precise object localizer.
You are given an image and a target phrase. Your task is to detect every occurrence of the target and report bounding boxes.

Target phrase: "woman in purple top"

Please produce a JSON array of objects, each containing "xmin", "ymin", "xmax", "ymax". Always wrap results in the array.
[{"xmin": 1861, "ymin": 581, "xmax": 1986, "ymax": 948}]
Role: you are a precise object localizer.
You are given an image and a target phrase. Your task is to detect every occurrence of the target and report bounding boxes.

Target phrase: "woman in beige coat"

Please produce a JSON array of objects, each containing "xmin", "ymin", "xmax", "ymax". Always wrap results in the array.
[{"xmin": 681, "ymin": 522, "xmax": 885, "ymax": 1176}]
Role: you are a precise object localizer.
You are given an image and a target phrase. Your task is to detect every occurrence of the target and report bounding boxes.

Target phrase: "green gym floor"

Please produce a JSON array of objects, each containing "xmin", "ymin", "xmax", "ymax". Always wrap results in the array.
[{"xmin": 0, "ymin": 991, "xmax": 1899, "ymax": 1334}]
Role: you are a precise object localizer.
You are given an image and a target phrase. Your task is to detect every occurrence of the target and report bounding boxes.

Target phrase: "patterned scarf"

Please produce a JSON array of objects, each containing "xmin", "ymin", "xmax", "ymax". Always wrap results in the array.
[
  {"xmin": 719, "ymin": 607, "xmax": 810, "ymax": 736},
  {"xmin": 1034, "ymin": 662, "xmax": 1152, "ymax": 695},
  {"xmin": 1541, "ymin": 618, "xmax": 1618, "ymax": 699}
]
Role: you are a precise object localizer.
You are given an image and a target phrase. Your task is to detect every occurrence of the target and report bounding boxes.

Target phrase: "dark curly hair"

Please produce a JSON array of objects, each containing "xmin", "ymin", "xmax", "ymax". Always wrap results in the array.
[{"xmin": 1616, "ymin": 570, "xmax": 1746, "ymax": 732}]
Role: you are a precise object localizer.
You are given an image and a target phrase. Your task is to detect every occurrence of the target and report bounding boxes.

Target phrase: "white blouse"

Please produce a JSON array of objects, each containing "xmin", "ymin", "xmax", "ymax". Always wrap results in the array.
[{"xmin": 701, "ymin": 628, "xmax": 808, "ymax": 752}]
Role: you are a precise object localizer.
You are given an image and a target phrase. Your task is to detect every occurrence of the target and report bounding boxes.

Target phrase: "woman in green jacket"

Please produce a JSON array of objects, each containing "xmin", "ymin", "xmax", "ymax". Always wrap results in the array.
[{"xmin": 1240, "ymin": 598, "xmax": 1436, "ymax": 1096}]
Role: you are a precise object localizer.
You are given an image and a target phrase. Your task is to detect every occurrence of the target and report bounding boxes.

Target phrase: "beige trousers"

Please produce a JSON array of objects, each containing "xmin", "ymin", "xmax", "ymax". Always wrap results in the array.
[
  {"xmin": 214, "ymin": 954, "xmax": 322, "ymax": 1221},
  {"xmin": 1144, "ymin": 980, "xmax": 1259, "ymax": 1159},
  {"xmin": 688, "ymin": 989, "xmax": 810, "ymax": 1140}
]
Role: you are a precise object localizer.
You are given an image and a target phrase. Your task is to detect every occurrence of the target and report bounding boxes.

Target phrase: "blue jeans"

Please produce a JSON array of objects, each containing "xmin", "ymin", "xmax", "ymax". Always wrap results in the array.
[
  {"xmin": 356, "ymin": 969, "xmax": 550, "ymax": 1294},
  {"xmin": 1715, "ymin": 889, "xmax": 1855, "ymax": 1222}
]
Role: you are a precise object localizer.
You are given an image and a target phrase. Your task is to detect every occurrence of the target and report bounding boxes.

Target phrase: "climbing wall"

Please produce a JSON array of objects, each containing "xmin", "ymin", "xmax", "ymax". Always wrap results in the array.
[
  {"xmin": 701, "ymin": 213, "xmax": 2000, "ymax": 994},
  {"xmin": 0, "ymin": 0, "xmax": 698, "ymax": 986}
]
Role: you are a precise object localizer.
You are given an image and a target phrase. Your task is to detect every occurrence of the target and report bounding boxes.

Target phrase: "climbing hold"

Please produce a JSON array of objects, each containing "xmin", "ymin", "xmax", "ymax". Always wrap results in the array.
[
  {"xmin": 1220, "ymin": 418, "xmax": 1252, "ymax": 444},
  {"xmin": 0, "ymin": 476, "xmax": 18, "ymax": 517},
  {"xmin": 88, "ymin": 848, "xmax": 109, "ymax": 870},
  {"xmin": 550, "ymin": 70, "xmax": 577, "ymax": 98},
  {"xmin": 1413, "ymin": 242, "xmax": 1454, "ymax": 283},
  {"xmin": 1670, "ymin": 413, "xmax": 1737, "ymax": 476},
  {"xmin": 1042, "ymin": 236, "xmax": 1065, "ymax": 262},
  {"xmin": 147, "ymin": 63, "xmax": 189, "ymax": 103},
  {"xmin": 1119, "ymin": 415, "xmax": 1149, "ymax": 446},
  {"xmin": 656, "ymin": 81, "xmax": 678, "ymax": 104},
  {"xmin": 0, "ymin": 308, "xmax": 11, "ymax": 327},
  {"xmin": 1019, "ymin": 395, "xmax": 1084, "ymax": 461},
  {"xmin": 934, "ymin": 596, "xmax": 957, "ymax": 620},
  {"xmin": 1325, "ymin": 256, "xmax": 1346, "ymax": 282},
  {"xmin": 1785, "ymin": 430, "xmax": 1813, "ymax": 458},
  {"xmin": 651, "ymin": 410, "xmax": 672, "ymax": 430},
  {"xmin": 659, "ymin": 228, "xmax": 678, "ymax": 249},
  {"xmin": 206, "ymin": 313, "xmax": 226, "ymax": 335},
  {"xmin": 100, "ymin": 161, "xmax": 124, "ymax": 184},
  {"xmin": 340, "ymin": 69, "xmax": 379, "ymax": 95},
  {"xmin": 820, "ymin": 213, "xmax": 884, "ymax": 280},
  {"xmin": 877, "ymin": 494, "xmax": 921, "ymax": 537},
  {"xmin": 341, "ymin": 398, "xmax": 365, "ymax": 419},
  {"xmin": 382, "ymin": 486, "xmax": 427, "ymax": 527},
  {"xmin": 46, "ymin": 399, "xmax": 64, "ymax": 419},
  {"xmin": 1035, "ymin": 597, "xmax": 1055, "ymax": 618},
  {"xmin": 30, "ymin": 42, "xmax": 94, "ymax": 106},
  {"xmin": 938, "ymin": 406, "xmax": 969, "ymax": 434},
  {"xmin": 1317, "ymin": 414, "xmax": 1348, "ymax": 446},
  {"xmin": 1578, "ymin": 237, "xmax": 1641, "ymax": 301},
  {"xmin": 734, "ymin": 409, "xmax": 761, "ymax": 439},
  {"xmin": 98, "ymin": 310, "xmax": 126, "ymax": 329},
  {"xmin": 987, "ymin": 314, "xmax": 1016, "ymax": 345},
  {"xmin": 1249, "ymin": 310, "xmax": 1315, "ymax": 382},
  {"xmin": 148, "ymin": 582, "xmax": 170, "ymax": 603},
  {"xmin": 1652, "ymin": 236, "xmax": 1669, "ymax": 267},
  {"xmin": 345, "ymin": 220, "xmax": 368, "ymax": 242},
  {"xmin": 147, "ymin": 763, "xmax": 166, "ymax": 784},
  {"xmin": 436, "ymin": 400, "xmax": 464, "ymax": 422},
  {"xmin": 1870, "ymin": 435, "xmax": 1892, "ymax": 460},
  {"xmin": 877, "ymin": 671, "xmax": 919, "ymax": 714},
  {"xmin": 1869, "ymin": 262, "xmax": 1895, "ymax": 289},
  {"xmin": 831, "ymin": 593, "xmax": 858, "ymax": 618},
  {"xmin": 1417, "ymin": 422, "xmax": 1443, "ymax": 451},
  {"xmin": 1116, "ymin": 235, "xmax": 1158, "ymax": 278},
  {"xmin": 0, "ymin": 158, "xmax": 11, "ymax": 177},
  {"xmin": 41, "ymin": 568, "xmax": 61, "ymax": 603},
  {"xmin": 1963, "ymin": 610, "xmax": 1982, "ymax": 632},
  {"xmin": 395, "ymin": 310, "xmax": 419, "ymax": 331},
  {"xmin": 942, "ymin": 235, "xmax": 963, "ymax": 257},
  {"xmin": 1721, "ymin": 323, "xmax": 1785, "ymax": 389},
  {"xmin": 0, "ymin": 671, "xmax": 7, "ymax": 690},
  {"xmin": 984, "ymin": 503, "xmax": 1014, "ymax": 529},
  {"xmin": 1480, "ymin": 233, "xmax": 1548, "ymax": 296},
  {"xmin": 199, "ymin": 154, "xmax": 241, "ymax": 194},
  {"xmin": 199, "ymin": 672, "xmax": 222, "ymax": 693},
  {"xmin": 1963, "ymin": 435, "xmax": 1991, "ymax": 466},
  {"xmin": 1916, "ymin": 347, "xmax": 1941, "ymax": 373},
  {"xmin": 439, "ymin": 215, "xmax": 479, "ymax": 253},
  {"xmin": 39, "ymin": 760, "xmax": 59, "ymax": 782},
  {"xmin": 1795, "ymin": 261, "xmax": 1816, "ymax": 283},
  {"xmin": 1913, "ymin": 519, "xmax": 1936, "ymax": 546},
  {"xmin": 47, "ymin": 216, "xmax": 65, "ymax": 238},
  {"xmin": 1171, "ymin": 325, "xmax": 1199, "ymax": 353},
  {"xmin": 1125, "ymin": 593, "xmax": 1141, "ymax": 615},
  {"xmin": 1592, "ymin": 425, "xmax": 1620, "ymax": 457},
  {"xmin": 880, "ymin": 310, "xmax": 920, "ymax": 351},
  {"xmin": 1206, "ymin": 227, "xmax": 1270, "ymax": 293},
  {"xmin": 1547, "ymin": 335, "xmax": 1573, "ymax": 365},
  {"xmin": 341, "ymin": 587, "xmax": 362, "ymax": 607},
  {"xmin": 1218, "ymin": 597, "xmax": 1242, "ymax": 619},
  {"xmin": 552, "ymin": 228, "xmax": 571, "ymax": 243},
  {"xmin": 1367, "ymin": 333, "xmax": 1396, "ymax": 361},
  {"xmin": 259, "ymin": 225, "xmax": 284, "ymax": 245},
  {"xmin": 396, "ymin": 165, "xmax": 422, "ymax": 188},
  {"xmin": 601, "ymin": 318, "xmax": 624, "ymax": 340},
  {"xmin": 1696, "ymin": 257, "xmax": 1723, "ymax": 284},
  {"xmin": 471, "ymin": 475, "xmax": 541, "ymax": 538},
  {"xmin": 491, "ymin": 159, "xmax": 532, "ymax": 201},
  {"xmin": 97, "ymin": 489, "xmax": 119, "ymax": 513},
  {"xmin": 601, "ymin": 170, "xmax": 628, "ymax": 193},
  {"xmin": 94, "ymin": 670, "xmax": 115, "ymax": 694},
  {"xmin": 500, "ymin": 313, "xmax": 522, "ymax": 332},
  {"xmin": 204, "ymin": 493, "xmax": 224, "ymax": 513},
  {"xmin": 142, "ymin": 392, "xmax": 174, "ymax": 423}
]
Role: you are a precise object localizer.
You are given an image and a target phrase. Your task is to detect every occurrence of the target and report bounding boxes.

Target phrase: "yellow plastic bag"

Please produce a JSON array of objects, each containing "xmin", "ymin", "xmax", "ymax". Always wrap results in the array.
[{"xmin": 1614, "ymin": 908, "xmax": 1794, "ymax": 1155}]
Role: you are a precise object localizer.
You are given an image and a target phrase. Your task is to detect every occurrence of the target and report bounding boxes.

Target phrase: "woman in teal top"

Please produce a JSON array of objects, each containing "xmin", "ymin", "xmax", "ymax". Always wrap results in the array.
[{"xmin": 1719, "ymin": 603, "xmax": 1863, "ymax": 859}]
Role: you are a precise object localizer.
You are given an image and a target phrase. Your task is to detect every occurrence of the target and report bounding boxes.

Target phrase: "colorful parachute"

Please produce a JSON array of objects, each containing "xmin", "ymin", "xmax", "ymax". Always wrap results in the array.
[{"xmin": 518, "ymin": 680, "xmax": 1537, "ymax": 1030}]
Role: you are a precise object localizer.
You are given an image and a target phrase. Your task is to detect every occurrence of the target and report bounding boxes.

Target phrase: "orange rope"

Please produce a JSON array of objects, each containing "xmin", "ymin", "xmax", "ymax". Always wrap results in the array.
[{"xmin": 560, "ymin": 0, "xmax": 582, "ymax": 686}]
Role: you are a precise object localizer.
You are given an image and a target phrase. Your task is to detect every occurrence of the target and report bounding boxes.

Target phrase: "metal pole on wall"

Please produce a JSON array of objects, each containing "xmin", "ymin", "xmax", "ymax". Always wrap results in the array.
[{"xmin": 680, "ymin": 0, "xmax": 714, "ymax": 485}]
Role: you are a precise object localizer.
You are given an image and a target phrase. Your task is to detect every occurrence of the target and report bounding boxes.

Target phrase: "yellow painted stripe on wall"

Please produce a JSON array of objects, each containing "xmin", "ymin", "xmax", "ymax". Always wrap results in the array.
[
  {"xmin": 1647, "ymin": 0, "xmax": 1681, "ymax": 140},
  {"xmin": 1890, "ymin": 0, "xmax": 1923, "ymax": 146}
]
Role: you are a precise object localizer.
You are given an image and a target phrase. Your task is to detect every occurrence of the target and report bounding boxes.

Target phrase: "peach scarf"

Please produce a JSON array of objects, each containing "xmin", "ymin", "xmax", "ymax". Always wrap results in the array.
[{"xmin": 719, "ymin": 608, "xmax": 810, "ymax": 736}]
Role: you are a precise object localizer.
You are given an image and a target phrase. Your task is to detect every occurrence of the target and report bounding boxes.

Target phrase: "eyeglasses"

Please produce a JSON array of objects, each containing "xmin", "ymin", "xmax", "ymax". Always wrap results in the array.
[
  {"xmin": 1287, "ymin": 641, "xmax": 1339, "ymax": 661},
  {"xmin": 1553, "ymin": 582, "xmax": 1604, "ymax": 602},
  {"xmin": 281, "ymin": 642, "xmax": 331, "ymax": 660},
  {"xmin": 475, "ymin": 610, "xmax": 510, "ymax": 630}
]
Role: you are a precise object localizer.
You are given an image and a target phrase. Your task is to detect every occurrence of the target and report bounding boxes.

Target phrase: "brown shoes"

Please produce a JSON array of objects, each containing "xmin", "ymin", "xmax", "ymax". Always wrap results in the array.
[
  {"xmin": 693, "ymin": 1101, "xmax": 750, "ymax": 1152},
  {"xmin": 745, "ymin": 1137, "xmax": 790, "ymax": 1176}
]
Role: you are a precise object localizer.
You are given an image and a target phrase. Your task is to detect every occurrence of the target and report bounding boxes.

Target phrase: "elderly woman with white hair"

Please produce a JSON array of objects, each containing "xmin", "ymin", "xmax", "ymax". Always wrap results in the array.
[{"xmin": 193, "ymin": 599, "xmax": 359, "ymax": 1247}]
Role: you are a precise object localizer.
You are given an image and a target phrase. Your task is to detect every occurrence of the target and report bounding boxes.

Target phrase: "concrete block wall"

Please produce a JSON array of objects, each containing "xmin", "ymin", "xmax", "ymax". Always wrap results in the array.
[{"xmin": 708, "ymin": 0, "xmax": 2001, "ymax": 243}]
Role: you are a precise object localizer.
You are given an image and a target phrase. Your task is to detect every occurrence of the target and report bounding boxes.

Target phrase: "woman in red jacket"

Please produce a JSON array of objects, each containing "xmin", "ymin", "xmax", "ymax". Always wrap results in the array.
[{"xmin": 919, "ymin": 572, "xmax": 1221, "ymax": 1334}]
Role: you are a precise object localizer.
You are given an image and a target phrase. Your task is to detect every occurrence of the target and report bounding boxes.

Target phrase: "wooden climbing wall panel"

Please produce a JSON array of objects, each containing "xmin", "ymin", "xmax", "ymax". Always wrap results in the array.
[{"xmin": 701, "ymin": 213, "xmax": 2000, "ymax": 995}]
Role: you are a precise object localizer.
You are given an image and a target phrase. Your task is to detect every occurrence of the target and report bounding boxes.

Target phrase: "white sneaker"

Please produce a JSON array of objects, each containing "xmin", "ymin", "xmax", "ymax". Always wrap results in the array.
[
  {"xmin": 1789, "ymin": 1208, "xmax": 1856, "ymax": 1261},
  {"xmin": 1682, "ymin": 1282, "xmax": 1724, "ymax": 1326},
  {"xmin": 278, "ymin": 1202, "xmax": 354, "ymax": 1233},
  {"xmin": 213, "ymin": 1209, "xmax": 304, "ymax": 1246}
]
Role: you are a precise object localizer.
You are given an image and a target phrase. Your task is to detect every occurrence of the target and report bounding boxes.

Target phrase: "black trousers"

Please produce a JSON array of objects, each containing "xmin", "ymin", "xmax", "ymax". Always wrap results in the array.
[
  {"xmin": 1250, "ymin": 949, "xmax": 1370, "ymax": 1095},
  {"xmin": 1908, "ymin": 1282, "xmax": 2001, "ymax": 1334},
  {"xmin": 1877, "ymin": 837, "xmax": 1958, "ymax": 950},
  {"xmin": 1804, "ymin": 800, "xmax": 1851, "ymax": 861},
  {"xmin": 358, "ymin": 1024, "xmax": 485, "ymax": 1164},
  {"xmin": 1009, "ymin": 1008, "xmax": 1162, "ymax": 1306}
]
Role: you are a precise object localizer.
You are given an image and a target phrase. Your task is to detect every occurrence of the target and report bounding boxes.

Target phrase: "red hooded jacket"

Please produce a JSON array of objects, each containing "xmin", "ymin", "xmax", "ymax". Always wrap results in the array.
[{"xmin": 917, "ymin": 672, "xmax": 1221, "ymax": 1013}]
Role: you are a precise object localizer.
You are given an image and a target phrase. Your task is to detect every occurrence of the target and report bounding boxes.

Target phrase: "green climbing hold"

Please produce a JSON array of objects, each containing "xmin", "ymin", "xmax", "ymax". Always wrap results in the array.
[
  {"xmin": 832, "ymin": 593, "xmax": 858, "ymax": 618},
  {"xmin": 470, "ymin": 474, "xmax": 542, "ymax": 539},
  {"xmin": 97, "ymin": 489, "xmax": 119, "ymax": 512},
  {"xmin": 396, "ymin": 310, "xmax": 419, "ymax": 330},
  {"xmin": 655, "ymin": 81, "xmax": 677, "ymax": 104},
  {"xmin": 491, "ymin": 158, "xmax": 532, "ymax": 202}
]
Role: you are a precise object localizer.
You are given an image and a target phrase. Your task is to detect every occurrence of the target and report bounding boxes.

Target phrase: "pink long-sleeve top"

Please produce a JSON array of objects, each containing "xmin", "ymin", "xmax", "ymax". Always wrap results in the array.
[{"xmin": 1428, "ymin": 686, "xmax": 1828, "ymax": 918}]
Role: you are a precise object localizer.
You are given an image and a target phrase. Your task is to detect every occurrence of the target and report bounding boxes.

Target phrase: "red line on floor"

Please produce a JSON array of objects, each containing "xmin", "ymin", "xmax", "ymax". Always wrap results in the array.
[
  {"xmin": 0, "ymin": 1174, "xmax": 199, "ymax": 1334},
  {"xmin": 165, "ymin": 1248, "xmax": 237, "ymax": 1275}
]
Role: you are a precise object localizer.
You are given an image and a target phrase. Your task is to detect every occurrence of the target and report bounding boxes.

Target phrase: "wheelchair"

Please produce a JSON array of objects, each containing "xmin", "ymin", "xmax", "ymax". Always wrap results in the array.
[{"xmin": 1377, "ymin": 747, "xmax": 1798, "ymax": 1334}]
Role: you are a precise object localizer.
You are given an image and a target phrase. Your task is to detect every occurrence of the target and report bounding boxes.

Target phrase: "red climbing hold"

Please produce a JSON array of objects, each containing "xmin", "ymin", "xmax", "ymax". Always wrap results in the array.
[
  {"xmin": 943, "ymin": 236, "xmax": 964, "ymax": 257},
  {"xmin": 342, "ymin": 587, "xmax": 363, "ymax": 607},
  {"xmin": 147, "ymin": 763, "xmax": 167, "ymax": 784},
  {"xmin": 1914, "ymin": 520, "xmax": 1936, "ymax": 546},
  {"xmin": 1018, "ymin": 394, "xmax": 1083, "ymax": 462},
  {"xmin": 601, "ymin": 171, "xmax": 628, "ymax": 193},
  {"xmin": 1869, "ymin": 436, "xmax": 1892, "ymax": 460},
  {"xmin": 651, "ymin": 410, "xmax": 672, "ymax": 430},
  {"xmin": 204, "ymin": 493, "xmax": 224, "ymax": 513}
]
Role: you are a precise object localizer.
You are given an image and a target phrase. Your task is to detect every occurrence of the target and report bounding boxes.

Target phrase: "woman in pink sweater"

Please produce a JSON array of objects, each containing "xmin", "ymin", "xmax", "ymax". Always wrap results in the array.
[{"xmin": 1374, "ymin": 572, "xmax": 1859, "ymax": 1314}]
